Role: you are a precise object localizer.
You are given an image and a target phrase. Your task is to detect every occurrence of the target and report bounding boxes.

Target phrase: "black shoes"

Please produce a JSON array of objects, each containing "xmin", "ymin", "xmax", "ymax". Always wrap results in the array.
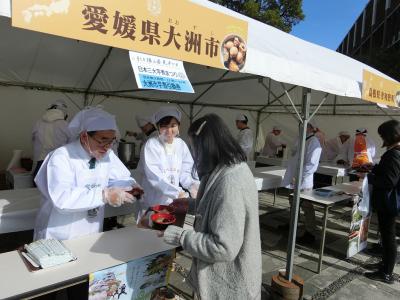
[
  {"xmin": 364, "ymin": 270, "xmax": 394, "ymax": 284},
  {"xmin": 296, "ymin": 231, "xmax": 316, "ymax": 245}
]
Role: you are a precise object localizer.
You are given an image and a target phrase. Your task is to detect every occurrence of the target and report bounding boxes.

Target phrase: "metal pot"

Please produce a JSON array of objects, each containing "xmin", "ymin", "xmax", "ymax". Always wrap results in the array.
[{"xmin": 117, "ymin": 142, "xmax": 136, "ymax": 164}]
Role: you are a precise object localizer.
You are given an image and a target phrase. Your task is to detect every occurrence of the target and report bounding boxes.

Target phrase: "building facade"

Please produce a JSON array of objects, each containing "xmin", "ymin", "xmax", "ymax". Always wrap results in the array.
[{"xmin": 337, "ymin": 0, "xmax": 399, "ymax": 62}]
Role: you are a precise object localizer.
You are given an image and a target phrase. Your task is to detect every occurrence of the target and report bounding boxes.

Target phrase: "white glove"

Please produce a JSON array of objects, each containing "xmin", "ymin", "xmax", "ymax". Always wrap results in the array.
[
  {"xmin": 129, "ymin": 183, "xmax": 144, "ymax": 199},
  {"xmin": 103, "ymin": 187, "xmax": 135, "ymax": 207}
]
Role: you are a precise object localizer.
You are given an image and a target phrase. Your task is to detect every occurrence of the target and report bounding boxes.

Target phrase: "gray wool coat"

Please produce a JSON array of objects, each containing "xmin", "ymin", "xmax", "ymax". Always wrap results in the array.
[{"xmin": 164, "ymin": 162, "xmax": 262, "ymax": 299}]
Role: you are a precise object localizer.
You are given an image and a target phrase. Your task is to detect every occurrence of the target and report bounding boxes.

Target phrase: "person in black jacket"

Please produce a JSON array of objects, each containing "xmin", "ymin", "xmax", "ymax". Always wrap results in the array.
[{"xmin": 363, "ymin": 120, "xmax": 400, "ymax": 284}]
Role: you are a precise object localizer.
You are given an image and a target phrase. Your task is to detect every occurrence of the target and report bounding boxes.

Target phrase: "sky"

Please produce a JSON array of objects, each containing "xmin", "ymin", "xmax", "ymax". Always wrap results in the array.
[{"xmin": 291, "ymin": 0, "xmax": 370, "ymax": 50}]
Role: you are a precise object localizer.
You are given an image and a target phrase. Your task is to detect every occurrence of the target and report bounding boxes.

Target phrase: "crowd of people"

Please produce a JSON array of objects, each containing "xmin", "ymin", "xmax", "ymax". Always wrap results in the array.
[{"xmin": 29, "ymin": 100, "xmax": 399, "ymax": 298}]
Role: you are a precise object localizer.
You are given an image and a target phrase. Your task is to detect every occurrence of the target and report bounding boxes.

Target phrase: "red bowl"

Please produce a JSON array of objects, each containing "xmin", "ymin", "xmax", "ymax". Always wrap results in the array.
[
  {"xmin": 151, "ymin": 213, "xmax": 176, "ymax": 230},
  {"xmin": 151, "ymin": 205, "xmax": 175, "ymax": 214}
]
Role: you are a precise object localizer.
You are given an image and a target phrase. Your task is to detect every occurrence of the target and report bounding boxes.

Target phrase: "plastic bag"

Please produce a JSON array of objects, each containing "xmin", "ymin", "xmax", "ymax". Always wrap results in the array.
[{"xmin": 357, "ymin": 177, "xmax": 371, "ymax": 217}]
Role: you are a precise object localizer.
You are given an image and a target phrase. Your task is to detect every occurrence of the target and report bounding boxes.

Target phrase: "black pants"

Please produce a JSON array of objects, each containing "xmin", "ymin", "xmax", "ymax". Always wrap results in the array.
[{"xmin": 377, "ymin": 212, "xmax": 397, "ymax": 274}]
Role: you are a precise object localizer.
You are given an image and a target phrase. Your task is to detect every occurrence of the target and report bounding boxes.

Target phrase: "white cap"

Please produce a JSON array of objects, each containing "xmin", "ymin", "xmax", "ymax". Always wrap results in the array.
[
  {"xmin": 49, "ymin": 99, "xmax": 68, "ymax": 113},
  {"xmin": 135, "ymin": 115, "xmax": 152, "ymax": 128},
  {"xmin": 68, "ymin": 107, "xmax": 117, "ymax": 138},
  {"xmin": 338, "ymin": 131, "xmax": 350, "ymax": 136},
  {"xmin": 272, "ymin": 126, "xmax": 281, "ymax": 131},
  {"xmin": 356, "ymin": 128, "xmax": 367, "ymax": 134},
  {"xmin": 235, "ymin": 113, "xmax": 248, "ymax": 121},
  {"xmin": 308, "ymin": 119, "xmax": 318, "ymax": 129},
  {"xmin": 153, "ymin": 106, "xmax": 181, "ymax": 124}
]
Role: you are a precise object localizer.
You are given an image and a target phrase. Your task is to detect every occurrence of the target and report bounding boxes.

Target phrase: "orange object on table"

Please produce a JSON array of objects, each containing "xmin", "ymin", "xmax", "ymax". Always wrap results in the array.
[{"xmin": 352, "ymin": 134, "xmax": 370, "ymax": 168}]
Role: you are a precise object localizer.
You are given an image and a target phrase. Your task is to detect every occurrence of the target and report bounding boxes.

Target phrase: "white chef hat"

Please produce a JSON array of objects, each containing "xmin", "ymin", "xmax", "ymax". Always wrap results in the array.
[
  {"xmin": 49, "ymin": 99, "xmax": 68, "ymax": 113},
  {"xmin": 153, "ymin": 106, "xmax": 181, "ymax": 124},
  {"xmin": 235, "ymin": 113, "xmax": 248, "ymax": 122},
  {"xmin": 308, "ymin": 119, "xmax": 318, "ymax": 129},
  {"xmin": 356, "ymin": 128, "xmax": 367, "ymax": 134},
  {"xmin": 272, "ymin": 126, "xmax": 281, "ymax": 131},
  {"xmin": 68, "ymin": 107, "xmax": 117, "ymax": 138},
  {"xmin": 338, "ymin": 131, "xmax": 350, "ymax": 136},
  {"xmin": 135, "ymin": 115, "xmax": 153, "ymax": 128}
]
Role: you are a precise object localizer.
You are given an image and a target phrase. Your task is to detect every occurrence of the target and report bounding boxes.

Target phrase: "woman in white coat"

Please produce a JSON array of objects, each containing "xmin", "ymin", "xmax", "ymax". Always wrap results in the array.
[
  {"xmin": 34, "ymin": 107, "xmax": 141, "ymax": 241},
  {"xmin": 137, "ymin": 107, "xmax": 198, "ymax": 218}
]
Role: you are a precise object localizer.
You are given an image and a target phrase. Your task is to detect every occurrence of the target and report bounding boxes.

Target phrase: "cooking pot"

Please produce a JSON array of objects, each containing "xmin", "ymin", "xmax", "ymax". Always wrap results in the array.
[{"xmin": 117, "ymin": 142, "xmax": 136, "ymax": 164}]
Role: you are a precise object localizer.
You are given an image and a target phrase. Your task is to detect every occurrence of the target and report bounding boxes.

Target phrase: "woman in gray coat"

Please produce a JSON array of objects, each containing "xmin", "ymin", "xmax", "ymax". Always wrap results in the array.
[{"xmin": 162, "ymin": 114, "xmax": 262, "ymax": 299}]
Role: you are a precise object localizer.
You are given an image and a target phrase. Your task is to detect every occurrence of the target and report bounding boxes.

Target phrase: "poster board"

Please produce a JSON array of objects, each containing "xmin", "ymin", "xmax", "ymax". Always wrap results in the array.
[
  {"xmin": 89, "ymin": 249, "xmax": 175, "ymax": 300},
  {"xmin": 347, "ymin": 178, "xmax": 371, "ymax": 258}
]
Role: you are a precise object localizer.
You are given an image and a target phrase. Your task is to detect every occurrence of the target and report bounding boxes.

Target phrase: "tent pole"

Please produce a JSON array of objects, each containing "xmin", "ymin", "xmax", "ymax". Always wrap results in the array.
[
  {"xmin": 333, "ymin": 95, "xmax": 337, "ymax": 115},
  {"xmin": 258, "ymin": 85, "xmax": 298, "ymax": 112},
  {"xmin": 309, "ymin": 93, "xmax": 329, "ymax": 120},
  {"xmin": 255, "ymin": 111, "xmax": 261, "ymax": 156},
  {"xmin": 191, "ymin": 71, "xmax": 229, "ymax": 105},
  {"xmin": 376, "ymin": 105, "xmax": 395, "ymax": 120},
  {"xmin": 285, "ymin": 88, "xmax": 311, "ymax": 282}
]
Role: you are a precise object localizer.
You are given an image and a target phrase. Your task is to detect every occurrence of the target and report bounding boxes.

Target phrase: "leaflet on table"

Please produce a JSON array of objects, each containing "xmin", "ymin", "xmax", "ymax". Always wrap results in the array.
[
  {"xmin": 347, "ymin": 177, "xmax": 371, "ymax": 258},
  {"xmin": 129, "ymin": 51, "xmax": 194, "ymax": 93},
  {"xmin": 21, "ymin": 239, "xmax": 76, "ymax": 270},
  {"xmin": 88, "ymin": 249, "xmax": 174, "ymax": 300}
]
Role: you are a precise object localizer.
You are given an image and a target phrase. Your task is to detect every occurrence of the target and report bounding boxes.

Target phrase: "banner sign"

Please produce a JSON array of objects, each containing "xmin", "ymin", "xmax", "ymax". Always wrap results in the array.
[
  {"xmin": 362, "ymin": 69, "xmax": 400, "ymax": 108},
  {"xmin": 88, "ymin": 249, "xmax": 174, "ymax": 300},
  {"xmin": 12, "ymin": 0, "xmax": 248, "ymax": 71},
  {"xmin": 129, "ymin": 51, "xmax": 194, "ymax": 93}
]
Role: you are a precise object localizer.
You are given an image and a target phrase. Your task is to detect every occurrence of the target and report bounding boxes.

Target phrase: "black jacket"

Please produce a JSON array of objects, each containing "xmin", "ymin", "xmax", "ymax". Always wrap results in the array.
[{"xmin": 368, "ymin": 146, "xmax": 400, "ymax": 216}]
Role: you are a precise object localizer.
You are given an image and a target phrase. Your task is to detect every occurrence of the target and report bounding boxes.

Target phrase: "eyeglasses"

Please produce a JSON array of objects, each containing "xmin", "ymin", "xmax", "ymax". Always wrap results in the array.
[{"xmin": 89, "ymin": 135, "xmax": 117, "ymax": 147}]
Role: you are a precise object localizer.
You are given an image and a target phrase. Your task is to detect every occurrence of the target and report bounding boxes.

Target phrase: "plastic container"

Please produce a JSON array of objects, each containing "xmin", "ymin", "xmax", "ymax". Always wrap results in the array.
[
  {"xmin": 151, "ymin": 213, "xmax": 176, "ymax": 230},
  {"xmin": 151, "ymin": 205, "xmax": 175, "ymax": 214}
]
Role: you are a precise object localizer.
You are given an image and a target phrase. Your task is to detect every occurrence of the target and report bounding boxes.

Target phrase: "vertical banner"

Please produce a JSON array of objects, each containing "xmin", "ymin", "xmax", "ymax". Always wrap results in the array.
[
  {"xmin": 362, "ymin": 69, "xmax": 400, "ymax": 108},
  {"xmin": 347, "ymin": 178, "xmax": 371, "ymax": 258},
  {"xmin": 88, "ymin": 249, "xmax": 174, "ymax": 300},
  {"xmin": 12, "ymin": 0, "xmax": 248, "ymax": 71},
  {"xmin": 129, "ymin": 51, "xmax": 194, "ymax": 93}
]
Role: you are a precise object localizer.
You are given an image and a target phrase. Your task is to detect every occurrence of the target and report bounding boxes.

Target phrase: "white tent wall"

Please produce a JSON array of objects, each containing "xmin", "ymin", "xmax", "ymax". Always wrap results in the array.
[
  {"xmin": 0, "ymin": 86, "xmax": 82, "ymax": 170},
  {"xmin": 0, "ymin": 76, "xmax": 393, "ymax": 171}
]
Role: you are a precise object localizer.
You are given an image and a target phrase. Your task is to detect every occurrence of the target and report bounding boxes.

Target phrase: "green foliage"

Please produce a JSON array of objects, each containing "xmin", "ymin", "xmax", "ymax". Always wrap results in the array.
[{"xmin": 210, "ymin": 0, "xmax": 304, "ymax": 32}]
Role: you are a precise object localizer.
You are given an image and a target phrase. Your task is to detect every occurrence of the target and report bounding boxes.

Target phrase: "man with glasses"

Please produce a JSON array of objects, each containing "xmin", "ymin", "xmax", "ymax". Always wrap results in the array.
[{"xmin": 34, "ymin": 107, "xmax": 142, "ymax": 241}]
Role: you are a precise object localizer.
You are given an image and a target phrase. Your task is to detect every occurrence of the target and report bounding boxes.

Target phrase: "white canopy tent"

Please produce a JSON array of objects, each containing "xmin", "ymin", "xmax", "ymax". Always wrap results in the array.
[{"xmin": 1, "ymin": 0, "xmax": 398, "ymax": 281}]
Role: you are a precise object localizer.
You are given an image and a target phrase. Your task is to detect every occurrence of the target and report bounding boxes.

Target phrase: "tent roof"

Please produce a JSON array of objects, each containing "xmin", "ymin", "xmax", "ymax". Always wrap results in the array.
[{"xmin": 0, "ymin": 1, "xmax": 398, "ymax": 116}]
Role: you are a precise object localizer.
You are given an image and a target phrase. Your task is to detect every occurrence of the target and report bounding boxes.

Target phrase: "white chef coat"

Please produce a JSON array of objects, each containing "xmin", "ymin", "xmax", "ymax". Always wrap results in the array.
[
  {"xmin": 32, "ymin": 109, "xmax": 70, "ymax": 162},
  {"xmin": 135, "ymin": 130, "xmax": 159, "ymax": 186},
  {"xmin": 337, "ymin": 135, "xmax": 376, "ymax": 165},
  {"xmin": 138, "ymin": 136, "xmax": 197, "ymax": 216},
  {"xmin": 282, "ymin": 135, "xmax": 322, "ymax": 190},
  {"xmin": 34, "ymin": 140, "xmax": 135, "ymax": 240},
  {"xmin": 323, "ymin": 137, "xmax": 343, "ymax": 161},
  {"xmin": 237, "ymin": 127, "xmax": 254, "ymax": 161},
  {"xmin": 262, "ymin": 132, "xmax": 283, "ymax": 157}
]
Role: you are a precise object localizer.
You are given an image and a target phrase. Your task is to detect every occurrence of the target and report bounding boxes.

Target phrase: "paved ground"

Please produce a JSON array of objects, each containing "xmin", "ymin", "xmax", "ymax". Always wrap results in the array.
[{"xmin": 168, "ymin": 190, "xmax": 400, "ymax": 300}]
